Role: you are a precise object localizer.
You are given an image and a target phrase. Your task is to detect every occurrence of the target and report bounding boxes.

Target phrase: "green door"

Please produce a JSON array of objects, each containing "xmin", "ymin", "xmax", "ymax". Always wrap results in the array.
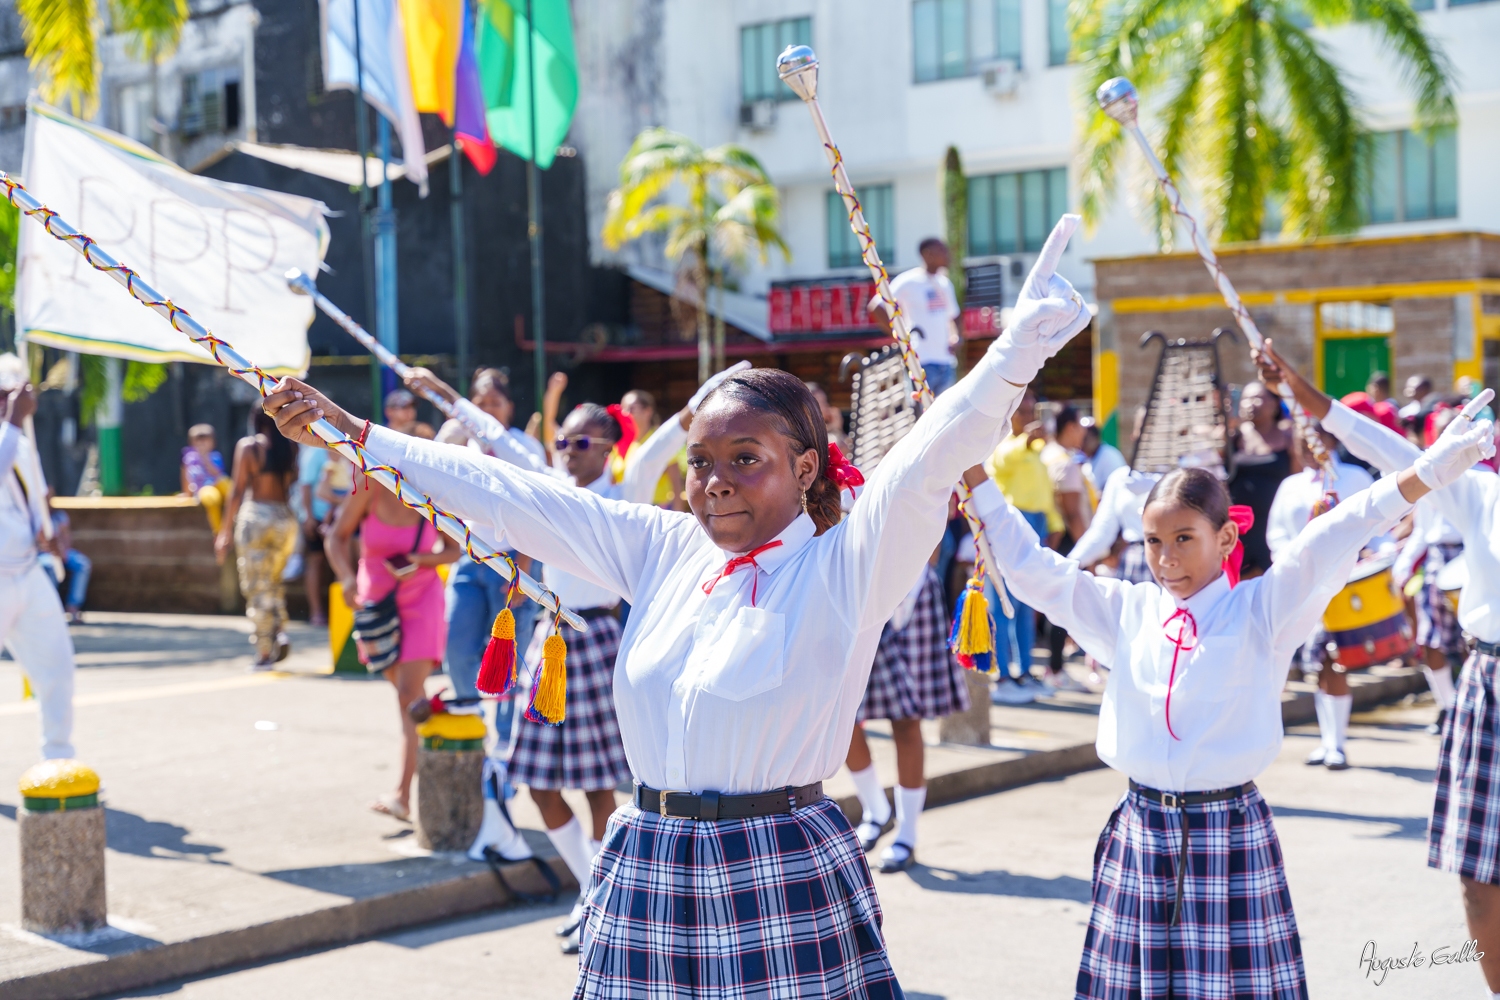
[{"xmin": 1322, "ymin": 336, "xmax": 1390, "ymax": 398}]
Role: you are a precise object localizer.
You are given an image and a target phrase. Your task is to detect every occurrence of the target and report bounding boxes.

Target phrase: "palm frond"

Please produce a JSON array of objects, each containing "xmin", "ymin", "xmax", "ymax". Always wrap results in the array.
[
  {"xmin": 1342, "ymin": 0, "xmax": 1455, "ymax": 131},
  {"xmin": 712, "ymin": 184, "xmax": 790, "ymax": 265},
  {"xmin": 122, "ymin": 360, "xmax": 168, "ymax": 402},
  {"xmin": 110, "ymin": 0, "xmax": 187, "ymax": 63},
  {"xmin": 19, "ymin": 0, "xmax": 98, "ymax": 115}
]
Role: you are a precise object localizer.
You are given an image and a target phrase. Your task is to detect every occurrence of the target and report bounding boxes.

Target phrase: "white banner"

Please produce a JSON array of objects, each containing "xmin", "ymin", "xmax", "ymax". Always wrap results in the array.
[{"xmin": 16, "ymin": 102, "xmax": 330, "ymax": 375}]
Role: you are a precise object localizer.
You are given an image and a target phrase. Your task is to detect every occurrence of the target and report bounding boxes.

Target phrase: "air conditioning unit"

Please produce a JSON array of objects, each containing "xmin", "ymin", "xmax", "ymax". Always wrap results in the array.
[
  {"xmin": 739, "ymin": 99, "xmax": 777, "ymax": 132},
  {"xmin": 979, "ymin": 60, "xmax": 1019, "ymax": 98}
]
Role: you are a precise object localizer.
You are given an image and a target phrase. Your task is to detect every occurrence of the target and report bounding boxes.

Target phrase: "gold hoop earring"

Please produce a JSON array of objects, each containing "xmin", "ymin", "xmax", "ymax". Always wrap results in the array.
[{"xmin": 800, "ymin": 490, "xmax": 809, "ymax": 514}]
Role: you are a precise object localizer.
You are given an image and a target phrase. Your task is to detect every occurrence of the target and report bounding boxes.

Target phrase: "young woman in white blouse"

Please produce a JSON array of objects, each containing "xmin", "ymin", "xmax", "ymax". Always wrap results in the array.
[
  {"xmin": 1255, "ymin": 340, "xmax": 1500, "ymax": 999},
  {"xmin": 959, "ymin": 404, "xmax": 1493, "ymax": 1000},
  {"xmin": 263, "ymin": 217, "xmax": 1092, "ymax": 999}
]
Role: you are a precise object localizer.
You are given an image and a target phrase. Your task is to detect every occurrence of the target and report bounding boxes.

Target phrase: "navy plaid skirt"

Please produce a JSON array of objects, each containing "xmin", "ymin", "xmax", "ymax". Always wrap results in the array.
[
  {"xmin": 508, "ymin": 613, "xmax": 632, "ymax": 792},
  {"xmin": 1116, "ymin": 541, "xmax": 1153, "ymax": 585},
  {"xmin": 575, "ymin": 797, "xmax": 903, "ymax": 999},
  {"xmin": 1429, "ymin": 651, "xmax": 1500, "ymax": 884},
  {"xmin": 859, "ymin": 568, "xmax": 969, "ymax": 722},
  {"xmin": 1077, "ymin": 783, "xmax": 1307, "ymax": 1000},
  {"xmin": 1417, "ymin": 542, "xmax": 1466, "ymax": 657}
]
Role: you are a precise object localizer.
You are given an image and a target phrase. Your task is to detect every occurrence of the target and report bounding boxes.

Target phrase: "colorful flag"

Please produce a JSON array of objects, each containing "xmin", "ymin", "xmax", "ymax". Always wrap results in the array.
[
  {"xmin": 475, "ymin": 0, "xmax": 577, "ymax": 170},
  {"xmin": 400, "ymin": 0, "xmax": 461, "ymax": 124},
  {"xmin": 454, "ymin": 0, "xmax": 496, "ymax": 174},
  {"xmin": 321, "ymin": 0, "xmax": 430, "ymax": 194}
]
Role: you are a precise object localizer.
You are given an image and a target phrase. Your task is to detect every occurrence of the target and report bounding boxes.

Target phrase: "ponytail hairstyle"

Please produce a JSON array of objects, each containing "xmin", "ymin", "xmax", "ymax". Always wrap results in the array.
[
  {"xmin": 700, "ymin": 368, "xmax": 842, "ymax": 534},
  {"xmin": 252, "ymin": 409, "xmax": 295, "ymax": 476},
  {"xmin": 1143, "ymin": 467, "xmax": 1230, "ymax": 529},
  {"xmin": 569, "ymin": 401, "xmax": 624, "ymax": 443}
]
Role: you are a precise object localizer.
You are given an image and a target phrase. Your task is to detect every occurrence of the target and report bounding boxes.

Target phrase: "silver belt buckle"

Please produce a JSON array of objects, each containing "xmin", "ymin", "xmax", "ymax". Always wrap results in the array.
[
  {"xmin": 1160, "ymin": 792, "xmax": 1179, "ymax": 809},
  {"xmin": 657, "ymin": 790, "xmax": 684, "ymax": 817}
]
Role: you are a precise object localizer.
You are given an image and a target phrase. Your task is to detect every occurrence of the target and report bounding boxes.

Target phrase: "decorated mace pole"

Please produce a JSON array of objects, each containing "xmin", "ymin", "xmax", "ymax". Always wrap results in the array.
[
  {"xmin": 778, "ymin": 44, "xmax": 1014, "ymax": 617},
  {"xmin": 286, "ymin": 269, "xmax": 497, "ymax": 455},
  {"xmin": 1096, "ymin": 77, "xmax": 1335, "ymax": 475},
  {"xmin": 3, "ymin": 172, "xmax": 583, "ymax": 632}
]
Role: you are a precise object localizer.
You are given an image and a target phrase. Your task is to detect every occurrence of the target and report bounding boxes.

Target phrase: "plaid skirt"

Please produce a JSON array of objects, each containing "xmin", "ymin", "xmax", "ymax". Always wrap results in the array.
[
  {"xmin": 859, "ymin": 568, "xmax": 969, "ymax": 722},
  {"xmin": 1428, "ymin": 650, "xmax": 1500, "ymax": 883},
  {"xmin": 1417, "ymin": 542, "xmax": 1466, "ymax": 656},
  {"xmin": 1077, "ymin": 783, "xmax": 1307, "ymax": 1000},
  {"xmin": 575, "ymin": 797, "xmax": 902, "ymax": 1000},
  {"xmin": 1116, "ymin": 541, "xmax": 1153, "ymax": 585},
  {"xmin": 507, "ymin": 613, "xmax": 632, "ymax": 792}
]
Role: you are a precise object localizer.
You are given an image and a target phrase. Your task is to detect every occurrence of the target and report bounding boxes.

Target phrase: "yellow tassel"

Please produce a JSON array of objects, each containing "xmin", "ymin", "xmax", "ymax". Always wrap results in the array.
[
  {"xmin": 956, "ymin": 580, "xmax": 993, "ymax": 658},
  {"xmin": 525, "ymin": 631, "xmax": 568, "ymax": 725}
]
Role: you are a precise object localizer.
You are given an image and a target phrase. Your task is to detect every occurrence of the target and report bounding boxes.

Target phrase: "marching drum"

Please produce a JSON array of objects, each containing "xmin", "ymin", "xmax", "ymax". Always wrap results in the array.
[
  {"xmin": 1322, "ymin": 554, "xmax": 1412, "ymax": 669},
  {"xmin": 1437, "ymin": 552, "xmax": 1468, "ymax": 614}
]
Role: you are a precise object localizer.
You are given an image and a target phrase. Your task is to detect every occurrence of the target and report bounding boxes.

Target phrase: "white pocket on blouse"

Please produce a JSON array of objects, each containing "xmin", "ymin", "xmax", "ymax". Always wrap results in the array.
[{"xmin": 694, "ymin": 607, "xmax": 786, "ymax": 702}]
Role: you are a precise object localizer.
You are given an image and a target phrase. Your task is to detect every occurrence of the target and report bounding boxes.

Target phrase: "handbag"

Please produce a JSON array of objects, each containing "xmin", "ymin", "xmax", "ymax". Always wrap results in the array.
[{"xmin": 352, "ymin": 521, "xmax": 426, "ymax": 673}]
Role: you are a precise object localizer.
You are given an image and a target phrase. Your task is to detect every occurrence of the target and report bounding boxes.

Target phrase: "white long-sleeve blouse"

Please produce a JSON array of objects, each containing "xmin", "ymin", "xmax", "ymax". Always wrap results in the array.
[
  {"xmin": 359, "ymin": 350, "xmax": 1024, "ymax": 793},
  {"xmin": 971, "ymin": 473, "xmax": 1411, "ymax": 792}
]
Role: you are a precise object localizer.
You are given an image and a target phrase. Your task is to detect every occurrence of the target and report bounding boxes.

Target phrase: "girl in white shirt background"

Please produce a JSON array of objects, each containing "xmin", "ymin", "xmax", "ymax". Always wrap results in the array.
[
  {"xmin": 960, "ymin": 405, "xmax": 1492, "ymax": 999},
  {"xmin": 264, "ymin": 216, "xmax": 1091, "ymax": 999}
]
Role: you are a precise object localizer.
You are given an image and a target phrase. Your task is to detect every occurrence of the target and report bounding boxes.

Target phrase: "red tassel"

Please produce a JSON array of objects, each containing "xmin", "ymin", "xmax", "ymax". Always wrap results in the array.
[{"xmin": 476, "ymin": 608, "xmax": 517, "ymax": 696}]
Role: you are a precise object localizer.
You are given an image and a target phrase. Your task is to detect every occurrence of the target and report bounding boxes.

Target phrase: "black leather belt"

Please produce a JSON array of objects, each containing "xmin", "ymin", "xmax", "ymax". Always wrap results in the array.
[
  {"xmin": 1128, "ymin": 780, "xmax": 1254, "ymax": 809},
  {"xmin": 1475, "ymin": 639, "xmax": 1500, "ymax": 657},
  {"xmin": 1129, "ymin": 780, "xmax": 1254, "ymax": 927},
  {"xmin": 633, "ymin": 782, "xmax": 824, "ymax": 821}
]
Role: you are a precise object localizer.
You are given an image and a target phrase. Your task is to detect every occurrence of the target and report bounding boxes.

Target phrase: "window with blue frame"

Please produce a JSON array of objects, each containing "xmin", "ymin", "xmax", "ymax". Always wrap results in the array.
[
  {"xmin": 828, "ymin": 185, "xmax": 893, "ymax": 269},
  {"xmin": 968, "ymin": 168, "xmax": 1068, "ymax": 254},
  {"xmin": 1364, "ymin": 127, "xmax": 1456, "ymax": 224},
  {"xmin": 914, "ymin": 0, "xmax": 1024, "ymax": 82}
]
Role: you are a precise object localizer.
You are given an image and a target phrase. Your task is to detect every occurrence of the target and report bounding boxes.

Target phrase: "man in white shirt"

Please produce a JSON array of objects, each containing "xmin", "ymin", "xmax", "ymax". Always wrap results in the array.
[
  {"xmin": 1081, "ymin": 417, "xmax": 1127, "ymax": 488},
  {"xmin": 0, "ymin": 384, "xmax": 76, "ymax": 760},
  {"xmin": 868, "ymin": 238, "xmax": 961, "ymax": 395}
]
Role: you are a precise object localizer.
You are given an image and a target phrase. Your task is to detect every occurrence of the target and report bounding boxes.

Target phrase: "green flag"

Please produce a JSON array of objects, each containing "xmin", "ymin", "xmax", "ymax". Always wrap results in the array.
[{"xmin": 476, "ymin": 0, "xmax": 577, "ymax": 169}]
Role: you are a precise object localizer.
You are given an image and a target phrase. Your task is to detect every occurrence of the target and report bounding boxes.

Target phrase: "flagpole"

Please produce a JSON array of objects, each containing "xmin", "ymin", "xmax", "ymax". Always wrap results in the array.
[
  {"xmin": 525, "ymin": 0, "xmax": 545, "ymax": 415},
  {"xmin": 352, "ymin": 0, "xmax": 379, "ymax": 414},
  {"xmin": 451, "ymin": 136, "xmax": 470, "ymax": 395}
]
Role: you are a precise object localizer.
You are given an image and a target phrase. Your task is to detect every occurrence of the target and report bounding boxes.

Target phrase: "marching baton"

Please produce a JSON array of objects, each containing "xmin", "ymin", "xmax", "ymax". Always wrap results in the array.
[
  {"xmin": 286, "ymin": 269, "xmax": 497, "ymax": 455},
  {"xmin": 778, "ymin": 44, "xmax": 1014, "ymax": 616},
  {"xmin": 1096, "ymin": 77, "xmax": 1335, "ymax": 475},
  {"xmin": 1, "ymin": 171, "xmax": 583, "ymax": 632}
]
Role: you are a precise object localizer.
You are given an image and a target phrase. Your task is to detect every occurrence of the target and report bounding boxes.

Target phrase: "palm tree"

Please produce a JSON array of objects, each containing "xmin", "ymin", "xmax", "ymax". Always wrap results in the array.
[
  {"xmin": 602, "ymin": 128, "xmax": 789, "ymax": 382},
  {"xmin": 1074, "ymin": 0, "xmax": 1456, "ymax": 246},
  {"xmin": 18, "ymin": 0, "xmax": 187, "ymax": 123}
]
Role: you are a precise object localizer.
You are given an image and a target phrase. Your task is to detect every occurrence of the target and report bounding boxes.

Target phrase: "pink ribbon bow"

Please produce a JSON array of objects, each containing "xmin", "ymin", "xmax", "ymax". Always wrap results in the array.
[{"xmin": 825, "ymin": 442, "xmax": 864, "ymax": 492}]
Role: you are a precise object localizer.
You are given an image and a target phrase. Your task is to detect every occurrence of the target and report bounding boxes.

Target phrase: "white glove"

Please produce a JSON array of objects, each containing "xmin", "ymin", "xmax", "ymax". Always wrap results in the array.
[
  {"xmin": 990, "ymin": 214, "xmax": 1092, "ymax": 384},
  {"xmin": 687, "ymin": 360, "xmax": 752, "ymax": 413},
  {"xmin": 1413, "ymin": 389, "xmax": 1496, "ymax": 490}
]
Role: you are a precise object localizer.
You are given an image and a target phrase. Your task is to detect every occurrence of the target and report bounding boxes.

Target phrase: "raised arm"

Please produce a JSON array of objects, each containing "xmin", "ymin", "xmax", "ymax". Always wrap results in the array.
[
  {"xmin": 1071, "ymin": 466, "xmax": 1127, "ymax": 567},
  {"xmin": 263, "ymin": 380, "xmax": 680, "ymax": 604},
  {"xmin": 966, "ymin": 475, "xmax": 1127, "ymax": 666},
  {"xmin": 1258, "ymin": 392, "xmax": 1497, "ymax": 655},
  {"xmin": 840, "ymin": 216, "xmax": 1094, "ymax": 630},
  {"xmin": 620, "ymin": 416, "xmax": 687, "ymax": 504}
]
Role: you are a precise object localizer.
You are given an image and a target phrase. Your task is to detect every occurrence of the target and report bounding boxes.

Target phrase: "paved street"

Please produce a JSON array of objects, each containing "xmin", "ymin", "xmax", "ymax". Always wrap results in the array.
[{"xmin": 100, "ymin": 701, "xmax": 1470, "ymax": 1000}]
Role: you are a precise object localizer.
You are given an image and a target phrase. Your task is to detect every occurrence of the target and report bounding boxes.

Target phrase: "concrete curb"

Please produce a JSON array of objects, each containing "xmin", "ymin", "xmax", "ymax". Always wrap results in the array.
[{"xmin": 4, "ymin": 667, "xmax": 1424, "ymax": 1000}]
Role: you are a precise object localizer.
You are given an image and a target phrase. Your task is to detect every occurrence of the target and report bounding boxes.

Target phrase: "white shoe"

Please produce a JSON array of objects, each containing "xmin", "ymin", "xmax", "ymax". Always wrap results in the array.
[
  {"xmin": 1046, "ymin": 671, "xmax": 1091, "ymax": 693},
  {"xmin": 991, "ymin": 681, "xmax": 1036, "ymax": 706},
  {"xmin": 467, "ymin": 798, "xmax": 534, "ymax": 861},
  {"xmin": 1305, "ymin": 746, "xmax": 1328, "ymax": 766},
  {"xmin": 1324, "ymin": 748, "xmax": 1349, "ymax": 771}
]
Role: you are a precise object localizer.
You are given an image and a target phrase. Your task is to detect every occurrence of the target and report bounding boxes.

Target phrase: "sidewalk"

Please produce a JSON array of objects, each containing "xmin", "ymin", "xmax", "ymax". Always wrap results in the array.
[{"xmin": 0, "ymin": 613, "xmax": 1429, "ymax": 1000}]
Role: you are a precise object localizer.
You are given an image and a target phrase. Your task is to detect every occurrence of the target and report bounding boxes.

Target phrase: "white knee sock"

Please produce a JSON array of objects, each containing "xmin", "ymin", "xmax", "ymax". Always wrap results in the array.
[
  {"xmin": 1313, "ymin": 690, "xmax": 1336, "ymax": 751},
  {"xmin": 546, "ymin": 816, "xmax": 595, "ymax": 890},
  {"xmin": 849, "ymin": 764, "xmax": 891, "ymax": 826},
  {"xmin": 894, "ymin": 785, "xmax": 926, "ymax": 849},
  {"xmin": 1425, "ymin": 664, "xmax": 1458, "ymax": 711},
  {"xmin": 1332, "ymin": 694, "xmax": 1353, "ymax": 752}
]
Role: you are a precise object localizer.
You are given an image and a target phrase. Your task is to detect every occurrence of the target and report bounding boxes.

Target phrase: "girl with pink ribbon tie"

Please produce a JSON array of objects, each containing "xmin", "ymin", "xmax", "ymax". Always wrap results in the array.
[{"xmin": 960, "ymin": 390, "xmax": 1496, "ymax": 1000}]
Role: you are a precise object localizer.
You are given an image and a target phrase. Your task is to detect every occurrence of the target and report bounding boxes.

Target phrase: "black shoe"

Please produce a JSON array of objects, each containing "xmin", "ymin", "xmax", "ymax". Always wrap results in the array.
[
  {"xmin": 1427, "ymin": 709, "xmax": 1447, "ymax": 736},
  {"xmin": 560, "ymin": 926, "xmax": 581, "ymax": 955},
  {"xmin": 878, "ymin": 842, "xmax": 916, "ymax": 874},
  {"xmin": 856, "ymin": 814, "xmax": 894, "ymax": 853},
  {"xmin": 555, "ymin": 898, "xmax": 583, "ymax": 937}
]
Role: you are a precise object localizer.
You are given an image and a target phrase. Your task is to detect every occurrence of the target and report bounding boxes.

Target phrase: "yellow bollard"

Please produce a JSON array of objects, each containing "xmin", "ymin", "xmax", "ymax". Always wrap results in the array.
[
  {"xmin": 414, "ymin": 713, "xmax": 487, "ymax": 852},
  {"xmin": 19, "ymin": 759, "xmax": 107, "ymax": 933}
]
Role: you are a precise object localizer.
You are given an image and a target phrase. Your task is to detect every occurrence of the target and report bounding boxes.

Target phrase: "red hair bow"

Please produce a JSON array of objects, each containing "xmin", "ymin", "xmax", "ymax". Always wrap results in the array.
[
  {"xmin": 605, "ymin": 403, "xmax": 637, "ymax": 456},
  {"xmin": 825, "ymin": 442, "xmax": 864, "ymax": 493},
  {"xmin": 1223, "ymin": 505, "xmax": 1255, "ymax": 587}
]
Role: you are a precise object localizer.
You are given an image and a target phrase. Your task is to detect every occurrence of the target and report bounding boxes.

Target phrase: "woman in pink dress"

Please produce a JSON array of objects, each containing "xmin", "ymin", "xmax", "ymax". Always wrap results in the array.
[{"xmin": 326, "ymin": 458, "xmax": 459, "ymax": 821}]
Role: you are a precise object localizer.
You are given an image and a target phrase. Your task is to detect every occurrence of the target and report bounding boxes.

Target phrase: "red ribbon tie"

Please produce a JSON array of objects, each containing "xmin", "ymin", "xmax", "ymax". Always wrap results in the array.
[
  {"xmin": 1162, "ymin": 607, "xmax": 1198, "ymax": 741},
  {"xmin": 702, "ymin": 540, "xmax": 785, "ymax": 607}
]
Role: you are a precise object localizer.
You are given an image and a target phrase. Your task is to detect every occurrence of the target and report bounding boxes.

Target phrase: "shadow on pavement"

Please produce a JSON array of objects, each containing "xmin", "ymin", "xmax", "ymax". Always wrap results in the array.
[
  {"xmin": 1360, "ymin": 764, "xmax": 1436, "ymax": 783},
  {"xmin": 903, "ymin": 864, "xmax": 1092, "ymax": 901},
  {"xmin": 105, "ymin": 808, "xmax": 229, "ymax": 862},
  {"xmin": 1269, "ymin": 804, "xmax": 1426, "ymax": 839}
]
